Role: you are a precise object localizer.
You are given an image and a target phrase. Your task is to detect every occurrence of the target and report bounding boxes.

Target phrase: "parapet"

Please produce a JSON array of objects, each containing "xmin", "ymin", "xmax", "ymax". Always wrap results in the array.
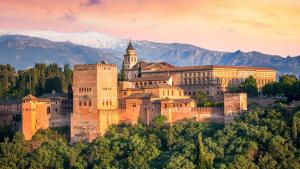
[{"xmin": 74, "ymin": 63, "xmax": 117, "ymax": 71}]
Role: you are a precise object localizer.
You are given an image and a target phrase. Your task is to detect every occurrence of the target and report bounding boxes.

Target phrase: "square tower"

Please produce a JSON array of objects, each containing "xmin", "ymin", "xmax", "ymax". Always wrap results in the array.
[
  {"xmin": 71, "ymin": 63, "xmax": 118, "ymax": 143},
  {"xmin": 123, "ymin": 40, "xmax": 137, "ymax": 70}
]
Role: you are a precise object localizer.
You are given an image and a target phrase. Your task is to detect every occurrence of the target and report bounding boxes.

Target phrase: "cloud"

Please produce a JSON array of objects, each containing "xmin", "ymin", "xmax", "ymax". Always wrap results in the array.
[
  {"xmin": 234, "ymin": 19, "xmax": 274, "ymax": 29},
  {"xmin": 60, "ymin": 13, "xmax": 76, "ymax": 22},
  {"xmin": 80, "ymin": 0, "xmax": 101, "ymax": 7}
]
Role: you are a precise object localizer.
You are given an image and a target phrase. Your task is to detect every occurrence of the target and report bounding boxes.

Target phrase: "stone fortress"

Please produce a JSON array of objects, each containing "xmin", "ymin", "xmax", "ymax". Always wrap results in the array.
[{"xmin": 0, "ymin": 41, "xmax": 276, "ymax": 142}]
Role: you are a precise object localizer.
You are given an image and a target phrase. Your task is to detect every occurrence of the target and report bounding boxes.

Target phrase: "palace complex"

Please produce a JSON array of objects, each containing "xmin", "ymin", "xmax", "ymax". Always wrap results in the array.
[{"xmin": 0, "ymin": 41, "xmax": 276, "ymax": 142}]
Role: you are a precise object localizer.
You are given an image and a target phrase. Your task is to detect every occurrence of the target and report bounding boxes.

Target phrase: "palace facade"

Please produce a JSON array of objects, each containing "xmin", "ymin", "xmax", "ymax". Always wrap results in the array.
[{"xmin": 124, "ymin": 41, "xmax": 276, "ymax": 99}]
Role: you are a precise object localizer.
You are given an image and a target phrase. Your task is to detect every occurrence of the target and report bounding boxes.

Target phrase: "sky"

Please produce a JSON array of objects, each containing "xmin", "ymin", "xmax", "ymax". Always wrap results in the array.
[{"xmin": 0, "ymin": 0, "xmax": 299, "ymax": 56}]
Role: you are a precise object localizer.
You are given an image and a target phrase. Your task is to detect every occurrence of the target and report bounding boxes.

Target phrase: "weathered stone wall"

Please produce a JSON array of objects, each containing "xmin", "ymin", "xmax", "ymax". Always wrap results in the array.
[
  {"xmin": 0, "ymin": 100, "xmax": 21, "ymax": 131},
  {"xmin": 22, "ymin": 98, "xmax": 50, "ymax": 140},
  {"xmin": 71, "ymin": 63, "xmax": 118, "ymax": 143},
  {"xmin": 161, "ymin": 106, "xmax": 224, "ymax": 123},
  {"xmin": 224, "ymin": 93, "xmax": 247, "ymax": 123}
]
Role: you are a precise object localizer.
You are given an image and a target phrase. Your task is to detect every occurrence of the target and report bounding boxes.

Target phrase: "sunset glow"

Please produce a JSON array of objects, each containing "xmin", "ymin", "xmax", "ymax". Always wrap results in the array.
[{"xmin": 0, "ymin": 0, "xmax": 299, "ymax": 56}]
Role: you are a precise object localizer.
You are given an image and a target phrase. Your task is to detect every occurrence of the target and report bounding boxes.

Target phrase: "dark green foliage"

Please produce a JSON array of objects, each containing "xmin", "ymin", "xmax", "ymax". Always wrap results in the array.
[
  {"xmin": 119, "ymin": 61, "xmax": 126, "ymax": 81},
  {"xmin": 196, "ymin": 91, "xmax": 223, "ymax": 107},
  {"xmin": 228, "ymin": 76, "xmax": 258, "ymax": 97},
  {"xmin": 241, "ymin": 76, "xmax": 258, "ymax": 97},
  {"xmin": 1, "ymin": 106, "xmax": 300, "ymax": 168},
  {"xmin": 293, "ymin": 112, "xmax": 300, "ymax": 146},
  {"xmin": 262, "ymin": 74, "xmax": 300, "ymax": 102},
  {"xmin": 151, "ymin": 115, "xmax": 167, "ymax": 128},
  {"xmin": 0, "ymin": 64, "xmax": 73, "ymax": 99}
]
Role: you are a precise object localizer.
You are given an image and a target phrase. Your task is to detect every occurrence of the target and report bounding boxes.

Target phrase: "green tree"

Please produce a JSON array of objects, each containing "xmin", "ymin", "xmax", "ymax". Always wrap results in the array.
[
  {"xmin": 63, "ymin": 64, "xmax": 72, "ymax": 90},
  {"xmin": 241, "ymin": 76, "xmax": 258, "ymax": 97},
  {"xmin": 165, "ymin": 155, "xmax": 196, "ymax": 169},
  {"xmin": 2, "ymin": 72, "xmax": 9, "ymax": 95},
  {"xmin": 279, "ymin": 74, "xmax": 297, "ymax": 85},
  {"xmin": 228, "ymin": 85, "xmax": 241, "ymax": 93},
  {"xmin": 167, "ymin": 125, "xmax": 175, "ymax": 149},
  {"xmin": 30, "ymin": 69, "xmax": 38, "ymax": 95},
  {"xmin": 151, "ymin": 115, "xmax": 167, "ymax": 128},
  {"xmin": 196, "ymin": 91, "xmax": 208, "ymax": 107},
  {"xmin": 119, "ymin": 61, "xmax": 126, "ymax": 81},
  {"xmin": 293, "ymin": 112, "xmax": 300, "ymax": 146},
  {"xmin": 197, "ymin": 133, "xmax": 213, "ymax": 169}
]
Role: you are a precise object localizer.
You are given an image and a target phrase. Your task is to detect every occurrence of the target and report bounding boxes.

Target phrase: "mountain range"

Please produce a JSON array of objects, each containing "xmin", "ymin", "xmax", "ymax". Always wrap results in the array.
[{"xmin": 0, "ymin": 30, "xmax": 299, "ymax": 76}]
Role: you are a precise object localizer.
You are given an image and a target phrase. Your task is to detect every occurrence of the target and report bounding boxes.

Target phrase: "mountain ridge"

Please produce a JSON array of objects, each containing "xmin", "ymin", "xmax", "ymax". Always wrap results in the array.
[{"xmin": 0, "ymin": 33, "xmax": 299, "ymax": 76}]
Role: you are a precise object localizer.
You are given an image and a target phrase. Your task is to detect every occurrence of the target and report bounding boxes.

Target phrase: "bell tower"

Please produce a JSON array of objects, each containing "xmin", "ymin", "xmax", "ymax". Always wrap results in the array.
[{"xmin": 123, "ymin": 40, "xmax": 137, "ymax": 69}]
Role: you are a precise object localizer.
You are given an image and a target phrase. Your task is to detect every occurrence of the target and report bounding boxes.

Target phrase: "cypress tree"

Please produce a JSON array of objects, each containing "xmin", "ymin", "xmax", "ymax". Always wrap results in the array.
[
  {"xmin": 197, "ymin": 133, "xmax": 213, "ymax": 169},
  {"xmin": 3, "ymin": 72, "xmax": 9, "ymax": 94},
  {"xmin": 167, "ymin": 125, "xmax": 175, "ymax": 149},
  {"xmin": 293, "ymin": 112, "xmax": 300, "ymax": 146},
  {"xmin": 120, "ymin": 61, "xmax": 126, "ymax": 81}
]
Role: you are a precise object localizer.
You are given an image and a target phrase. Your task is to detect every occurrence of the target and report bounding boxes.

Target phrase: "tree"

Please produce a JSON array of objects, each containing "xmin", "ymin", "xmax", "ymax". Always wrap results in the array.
[
  {"xmin": 2, "ymin": 72, "xmax": 9, "ymax": 95},
  {"xmin": 196, "ymin": 91, "xmax": 208, "ymax": 107},
  {"xmin": 241, "ymin": 76, "xmax": 258, "ymax": 97},
  {"xmin": 197, "ymin": 133, "xmax": 213, "ymax": 169},
  {"xmin": 293, "ymin": 112, "xmax": 300, "ymax": 146},
  {"xmin": 63, "ymin": 64, "xmax": 72, "ymax": 90},
  {"xmin": 262, "ymin": 83, "xmax": 274, "ymax": 97},
  {"xmin": 0, "ymin": 83, "xmax": 3, "ymax": 99},
  {"xmin": 228, "ymin": 85, "xmax": 241, "ymax": 93},
  {"xmin": 119, "ymin": 61, "xmax": 126, "ymax": 81},
  {"xmin": 151, "ymin": 115, "xmax": 167, "ymax": 128},
  {"xmin": 165, "ymin": 155, "xmax": 196, "ymax": 169},
  {"xmin": 30, "ymin": 69, "xmax": 38, "ymax": 95},
  {"xmin": 279, "ymin": 74, "xmax": 297, "ymax": 85},
  {"xmin": 167, "ymin": 125, "xmax": 175, "ymax": 149}
]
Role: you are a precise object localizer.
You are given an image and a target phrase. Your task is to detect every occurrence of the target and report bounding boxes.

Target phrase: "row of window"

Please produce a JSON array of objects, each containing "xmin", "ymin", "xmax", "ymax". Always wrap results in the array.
[
  {"xmin": 125, "ymin": 57, "xmax": 137, "ymax": 62},
  {"xmin": 79, "ymin": 87, "xmax": 92, "ymax": 92},
  {"xmin": 103, "ymin": 100, "xmax": 113, "ymax": 106},
  {"xmin": 183, "ymin": 78, "xmax": 272, "ymax": 85},
  {"xmin": 183, "ymin": 71, "xmax": 273, "ymax": 78},
  {"xmin": 135, "ymin": 81, "xmax": 167, "ymax": 88},
  {"xmin": 184, "ymin": 72, "xmax": 211, "ymax": 77},
  {"xmin": 162, "ymin": 90, "xmax": 182, "ymax": 97},
  {"xmin": 79, "ymin": 101, "xmax": 92, "ymax": 107}
]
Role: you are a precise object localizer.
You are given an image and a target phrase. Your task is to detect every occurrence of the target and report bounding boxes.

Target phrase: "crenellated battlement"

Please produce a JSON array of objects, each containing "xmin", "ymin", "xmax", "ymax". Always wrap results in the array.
[
  {"xmin": 74, "ymin": 63, "xmax": 117, "ymax": 71},
  {"xmin": 98, "ymin": 109, "xmax": 119, "ymax": 115},
  {"xmin": 192, "ymin": 107, "xmax": 224, "ymax": 114},
  {"xmin": 74, "ymin": 64, "xmax": 97, "ymax": 70}
]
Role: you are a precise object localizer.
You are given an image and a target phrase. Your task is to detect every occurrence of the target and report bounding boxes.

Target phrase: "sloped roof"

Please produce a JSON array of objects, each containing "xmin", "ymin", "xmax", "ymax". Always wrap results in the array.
[
  {"xmin": 144, "ymin": 83, "xmax": 175, "ymax": 89},
  {"xmin": 126, "ymin": 93, "xmax": 159, "ymax": 99},
  {"xmin": 22, "ymin": 94, "xmax": 49, "ymax": 101},
  {"xmin": 131, "ymin": 61, "xmax": 174, "ymax": 71},
  {"xmin": 0, "ymin": 99, "xmax": 21, "ymax": 105},
  {"xmin": 143, "ymin": 65, "xmax": 275, "ymax": 73},
  {"xmin": 127, "ymin": 41, "xmax": 135, "ymax": 50},
  {"xmin": 22, "ymin": 94, "xmax": 39, "ymax": 100},
  {"xmin": 161, "ymin": 98, "xmax": 194, "ymax": 103},
  {"xmin": 130, "ymin": 75, "xmax": 171, "ymax": 82},
  {"xmin": 40, "ymin": 93, "xmax": 69, "ymax": 99}
]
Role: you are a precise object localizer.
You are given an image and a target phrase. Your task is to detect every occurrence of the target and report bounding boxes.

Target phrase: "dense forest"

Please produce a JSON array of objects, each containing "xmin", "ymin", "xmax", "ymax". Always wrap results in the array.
[
  {"xmin": 0, "ymin": 64, "xmax": 72, "ymax": 99},
  {"xmin": 1, "ymin": 104, "xmax": 300, "ymax": 169}
]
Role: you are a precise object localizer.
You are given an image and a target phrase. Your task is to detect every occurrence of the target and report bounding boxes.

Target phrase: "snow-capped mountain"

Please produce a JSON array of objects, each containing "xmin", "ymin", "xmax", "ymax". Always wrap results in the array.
[
  {"xmin": 0, "ymin": 31, "xmax": 299, "ymax": 76},
  {"xmin": 0, "ymin": 30, "xmax": 127, "ymax": 49}
]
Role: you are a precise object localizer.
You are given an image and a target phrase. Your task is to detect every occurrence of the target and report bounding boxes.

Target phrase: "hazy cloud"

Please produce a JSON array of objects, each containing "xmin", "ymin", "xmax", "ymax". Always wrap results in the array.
[
  {"xmin": 60, "ymin": 13, "xmax": 76, "ymax": 22},
  {"xmin": 80, "ymin": 0, "xmax": 101, "ymax": 7}
]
